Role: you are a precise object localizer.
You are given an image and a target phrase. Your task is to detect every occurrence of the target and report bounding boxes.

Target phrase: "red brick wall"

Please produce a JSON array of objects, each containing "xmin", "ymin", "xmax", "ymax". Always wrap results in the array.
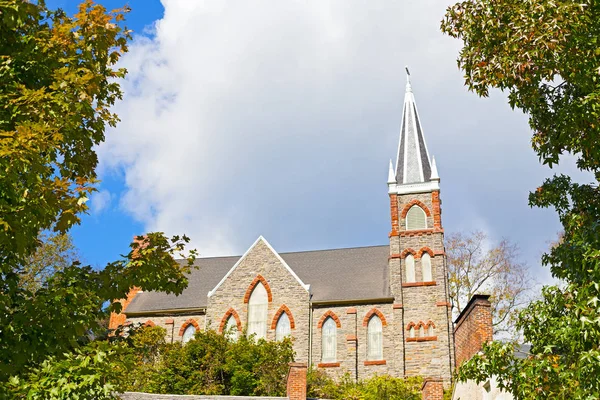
[
  {"xmin": 287, "ymin": 362, "xmax": 307, "ymax": 400},
  {"xmin": 422, "ymin": 378, "xmax": 444, "ymax": 400},
  {"xmin": 108, "ymin": 287, "xmax": 141, "ymax": 330},
  {"xmin": 453, "ymin": 294, "xmax": 492, "ymax": 366}
]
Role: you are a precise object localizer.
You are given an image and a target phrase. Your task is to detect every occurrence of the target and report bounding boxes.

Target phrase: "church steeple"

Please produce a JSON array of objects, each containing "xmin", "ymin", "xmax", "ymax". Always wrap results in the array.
[{"xmin": 394, "ymin": 68, "xmax": 433, "ymax": 185}]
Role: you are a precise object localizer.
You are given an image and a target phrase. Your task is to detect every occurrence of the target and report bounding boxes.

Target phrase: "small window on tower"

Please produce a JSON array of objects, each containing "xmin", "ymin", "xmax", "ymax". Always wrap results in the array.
[
  {"xmin": 406, "ymin": 205, "xmax": 427, "ymax": 230},
  {"xmin": 405, "ymin": 255, "xmax": 416, "ymax": 283},
  {"xmin": 421, "ymin": 253, "xmax": 432, "ymax": 282}
]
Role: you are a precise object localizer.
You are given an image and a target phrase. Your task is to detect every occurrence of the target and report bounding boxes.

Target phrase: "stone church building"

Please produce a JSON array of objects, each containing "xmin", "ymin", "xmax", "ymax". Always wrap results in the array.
[{"xmin": 109, "ymin": 74, "xmax": 455, "ymax": 385}]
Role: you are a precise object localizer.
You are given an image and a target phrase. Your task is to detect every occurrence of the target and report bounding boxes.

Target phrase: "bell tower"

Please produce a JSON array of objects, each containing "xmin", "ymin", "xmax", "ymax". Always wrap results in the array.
[{"xmin": 388, "ymin": 69, "xmax": 454, "ymax": 384}]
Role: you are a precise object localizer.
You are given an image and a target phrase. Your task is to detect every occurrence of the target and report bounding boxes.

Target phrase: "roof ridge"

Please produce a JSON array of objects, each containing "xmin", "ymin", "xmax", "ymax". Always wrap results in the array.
[{"xmin": 184, "ymin": 243, "xmax": 389, "ymax": 261}]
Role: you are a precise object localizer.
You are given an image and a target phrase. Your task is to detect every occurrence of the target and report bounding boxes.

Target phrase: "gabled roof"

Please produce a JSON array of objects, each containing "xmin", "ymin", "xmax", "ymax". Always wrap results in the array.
[{"xmin": 124, "ymin": 244, "xmax": 390, "ymax": 314}]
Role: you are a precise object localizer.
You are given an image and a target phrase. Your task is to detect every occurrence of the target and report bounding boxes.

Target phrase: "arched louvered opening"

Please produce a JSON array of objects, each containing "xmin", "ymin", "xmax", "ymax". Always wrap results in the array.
[{"xmin": 406, "ymin": 205, "xmax": 427, "ymax": 230}]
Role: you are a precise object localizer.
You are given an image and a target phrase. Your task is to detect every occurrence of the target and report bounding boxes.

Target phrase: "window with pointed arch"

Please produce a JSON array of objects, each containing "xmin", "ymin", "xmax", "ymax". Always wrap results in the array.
[
  {"xmin": 367, "ymin": 315, "xmax": 383, "ymax": 360},
  {"xmin": 421, "ymin": 253, "xmax": 432, "ymax": 282},
  {"xmin": 224, "ymin": 315, "xmax": 239, "ymax": 342},
  {"xmin": 182, "ymin": 324, "xmax": 196, "ymax": 344},
  {"xmin": 405, "ymin": 254, "xmax": 416, "ymax": 283},
  {"xmin": 321, "ymin": 317, "xmax": 337, "ymax": 363},
  {"xmin": 408, "ymin": 325, "xmax": 416, "ymax": 338},
  {"xmin": 275, "ymin": 312, "xmax": 291, "ymax": 341},
  {"xmin": 405, "ymin": 205, "xmax": 427, "ymax": 230},
  {"xmin": 247, "ymin": 282, "xmax": 268, "ymax": 339}
]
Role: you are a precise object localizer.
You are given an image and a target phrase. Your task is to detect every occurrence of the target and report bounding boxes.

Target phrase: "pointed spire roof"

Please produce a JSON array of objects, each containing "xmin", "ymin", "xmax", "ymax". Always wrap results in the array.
[{"xmin": 395, "ymin": 68, "xmax": 433, "ymax": 185}]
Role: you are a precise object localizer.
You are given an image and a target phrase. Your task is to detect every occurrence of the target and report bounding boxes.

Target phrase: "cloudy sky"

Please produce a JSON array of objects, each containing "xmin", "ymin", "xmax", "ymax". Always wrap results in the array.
[{"xmin": 51, "ymin": 0, "xmax": 589, "ymax": 284}]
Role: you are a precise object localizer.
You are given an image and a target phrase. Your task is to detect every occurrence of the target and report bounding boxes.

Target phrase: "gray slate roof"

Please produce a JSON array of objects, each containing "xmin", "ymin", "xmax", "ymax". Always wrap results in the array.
[{"xmin": 125, "ymin": 245, "xmax": 390, "ymax": 314}]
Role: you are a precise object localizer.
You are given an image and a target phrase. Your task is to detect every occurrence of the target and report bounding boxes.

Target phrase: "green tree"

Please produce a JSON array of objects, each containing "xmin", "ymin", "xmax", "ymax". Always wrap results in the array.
[
  {"xmin": 0, "ymin": 0, "xmax": 196, "ymax": 397},
  {"xmin": 442, "ymin": 1, "xmax": 600, "ymax": 398}
]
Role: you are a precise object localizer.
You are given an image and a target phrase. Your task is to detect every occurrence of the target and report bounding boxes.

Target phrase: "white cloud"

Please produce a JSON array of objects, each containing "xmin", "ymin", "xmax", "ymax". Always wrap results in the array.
[
  {"xmin": 98, "ymin": 0, "xmax": 573, "ymax": 274},
  {"xmin": 90, "ymin": 190, "xmax": 112, "ymax": 215}
]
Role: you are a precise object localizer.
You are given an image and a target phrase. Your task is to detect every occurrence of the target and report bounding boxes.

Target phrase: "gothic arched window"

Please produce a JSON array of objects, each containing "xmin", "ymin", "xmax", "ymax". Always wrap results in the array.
[
  {"xmin": 182, "ymin": 324, "xmax": 196, "ymax": 343},
  {"xmin": 321, "ymin": 317, "xmax": 337, "ymax": 363},
  {"xmin": 405, "ymin": 254, "xmax": 416, "ymax": 283},
  {"xmin": 421, "ymin": 253, "xmax": 432, "ymax": 282},
  {"xmin": 224, "ymin": 315, "xmax": 239, "ymax": 342},
  {"xmin": 367, "ymin": 315, "xmax": 383, "ymax": 360},
  {"xmin": 406, "ymin": 205, "xmax": 427, "ymax": 230},
  {"xmin": 275, "ymin": 312, "xmax": 291, "ymax": 341},
  {"xmin": 247, "ymin": 282, "xmax": 268, "ymax": 339}
]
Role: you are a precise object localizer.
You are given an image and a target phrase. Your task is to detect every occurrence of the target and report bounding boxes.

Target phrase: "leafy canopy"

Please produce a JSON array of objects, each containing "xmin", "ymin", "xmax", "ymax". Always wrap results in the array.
[
  {"xmin": 442, "ymin": 1, "xmax": 600, "ymax": 398},
  {"xmin": 0, "ymin": 0, "xmax": 197, "ymax": 394}
]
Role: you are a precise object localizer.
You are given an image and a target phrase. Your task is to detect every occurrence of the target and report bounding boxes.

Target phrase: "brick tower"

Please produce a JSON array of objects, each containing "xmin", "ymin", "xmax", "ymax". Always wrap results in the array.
[{"xmin": 388, "ymin": 69, "xmax": 454, "ymax": 384}]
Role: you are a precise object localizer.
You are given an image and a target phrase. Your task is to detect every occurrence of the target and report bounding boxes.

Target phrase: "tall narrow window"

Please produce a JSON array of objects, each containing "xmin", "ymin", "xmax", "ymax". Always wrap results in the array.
[
  {"xmin": 321, "ymin": 318, "xmax": 337, "ymax": 363},
  {"xmin": 405, "ymin": 255, "xmax": 416, "ymax": 283},
  {"xmin": 428, "ymin": 324, "xmax": 435, "ymax": 337},
  {"xmin": 225, "ymin": 316, "xmax": 239, "ymax": 342},
  {"xmin": 409, "ymin": 326, "xmax": 415, "ymax": 338},
  {"xmin": 182, "ymin": 324, "xmax": 196, "ymax": 344},
  {"xmin": 421, "ymin": 253, "xmax": 432, "ymax": 282},
  {"xmin": 406, "ymin": 205, "xmax": 427, "ymax": 230},
  {"xmin": 275, "ymin": 312, "xmax": 291, "ymax": 341},
  {"xmin": 247, "ymin": 282, "xmax": 268, "ymax": 339},
  {"xmin": 367, "ymin": 315, "xmax": 383, "ymax": 360}
]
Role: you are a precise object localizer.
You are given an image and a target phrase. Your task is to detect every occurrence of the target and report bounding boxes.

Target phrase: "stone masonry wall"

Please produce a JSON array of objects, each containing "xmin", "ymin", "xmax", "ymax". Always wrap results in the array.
[
  {"xmin": 207, "ymin": 239, "xmax": 311, "ymax": 362},
  {"xmin": 127, "ymin": 314, "xmax": 206, "ymax": 344},
  {"xmin": 311, "ymin": 303, "xmax": 397, "ymax": 380},
  {"xmin": 389, "ymin": 190, "xmax": 454, "ymax": 385}
]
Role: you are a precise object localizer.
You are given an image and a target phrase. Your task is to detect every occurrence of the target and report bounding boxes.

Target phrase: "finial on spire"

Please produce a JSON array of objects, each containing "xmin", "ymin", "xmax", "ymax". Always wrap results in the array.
[
  {"xmin": 430, "ymin": 156, "xmax": 440, "ymax": 181},
  {"xmin": 405, "ymin": 65, "xmax": 412, "ymax": 92},
  {"xmin": 388, "ymin": 159, "xmax": 396, "ymax": 184}
]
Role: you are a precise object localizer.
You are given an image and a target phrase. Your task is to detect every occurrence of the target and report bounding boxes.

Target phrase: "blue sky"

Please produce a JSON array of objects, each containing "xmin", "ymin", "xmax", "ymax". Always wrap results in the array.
[{"xmin": 48, "ymin": 1, "xmax": 589, "ymax": 284}]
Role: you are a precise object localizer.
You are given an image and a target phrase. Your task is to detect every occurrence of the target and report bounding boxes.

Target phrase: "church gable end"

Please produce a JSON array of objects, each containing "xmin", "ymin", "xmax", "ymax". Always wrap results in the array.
[{"xmin": 206, "ymin": 236, "xmax": 310, "ymax": 360}]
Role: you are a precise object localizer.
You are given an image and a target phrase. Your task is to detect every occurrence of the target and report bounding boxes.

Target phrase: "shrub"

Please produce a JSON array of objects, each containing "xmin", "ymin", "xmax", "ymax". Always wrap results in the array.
[{"xmin": 307, "ymin": 367, "xmax": 421, "ymax": 400}]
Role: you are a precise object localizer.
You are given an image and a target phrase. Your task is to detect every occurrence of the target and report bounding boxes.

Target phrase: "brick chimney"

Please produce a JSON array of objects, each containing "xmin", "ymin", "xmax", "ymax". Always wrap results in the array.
[
  {"xmin": 287, "ymin": 362, "xmax": 307, "ymax": 400},
  {"xmin": 422, "ymin": 378, "xmax": 444, "ymax": 400},
  {"xmin": 454, "ymin": 294, "xmax": 493, "ymax": 366},
  {"xmin": 108, "ymin": 286, "xmax": 141, "ymax": 330}
]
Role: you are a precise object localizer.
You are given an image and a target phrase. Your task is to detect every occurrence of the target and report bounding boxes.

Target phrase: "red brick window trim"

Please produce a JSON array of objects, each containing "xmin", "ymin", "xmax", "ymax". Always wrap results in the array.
[
  {"xmin": 271, "ymin": 304, "xmax": 296, "ymax": 330},
  {"xmin": 317, "ymin": 310, "xmax": 342, "ymax": 329},
  {"xmin": 179, "ymin": 318, "xmax": 200, "ymax": 336},
  {"xmin": 219, "ymin": 308, "xmax": 243, "ymax": 333},
  {"xmin": 400, "ymin": 200, "xmax": 432, "ymax": 218},
  {"xmin": 143, "ymin": 320, "xmax": 155, "ymax": 327},
  {"xmin": 364, "ymin": 360, "xmax": 387, "ymax": 366},
  {"xmin": 243, "ymin": 274, "xmax": 273, "ymax": 303},
  {"xmin": 406, "ymin": 336, "xmax": 437, "ymax": 342},
  {"xmin": 400, "ymin": 248, "xmax": 417, "ymax": 259},
  {"xmin": 402, "ymin": 281, "xmax": 436, "ymax": 288},
  {"xmin": 417, "ymin": 247, "xmax": 434, "ymax": 258},
  {"xmin": 362, "ymin": 308, "xmax": 388, "ymax": 327},
  {"xmin": 317, "ymin": 362, "xmax": 340, "ymax": 368}
]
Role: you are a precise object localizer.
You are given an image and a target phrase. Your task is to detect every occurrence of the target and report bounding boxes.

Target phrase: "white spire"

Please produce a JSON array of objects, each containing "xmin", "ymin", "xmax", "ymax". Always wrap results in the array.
[
  {"xmin": 388, "ymin": 159, "xmax": 396, "ymax": 184},
  {"xmin": 430, "ymin": 156, "xmax": 439, "ymax": 181},
  {"xmin": 405, "ymin": 66, "xmax": 412, "ymax": 93},
  {"xmin": 394, "ymin": 68, "xmax": 432, "ymax": 185}
]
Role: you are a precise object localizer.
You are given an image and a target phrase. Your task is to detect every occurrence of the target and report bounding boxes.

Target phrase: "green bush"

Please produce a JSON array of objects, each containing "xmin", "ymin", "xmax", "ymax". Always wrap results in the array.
[
  {"xmin": 120, "ymin": 326, "xmax": 294, "ymax": 396},
  {"xmin": 307, "ymin": 366, "xmax": 422, "ymax": 400}
]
